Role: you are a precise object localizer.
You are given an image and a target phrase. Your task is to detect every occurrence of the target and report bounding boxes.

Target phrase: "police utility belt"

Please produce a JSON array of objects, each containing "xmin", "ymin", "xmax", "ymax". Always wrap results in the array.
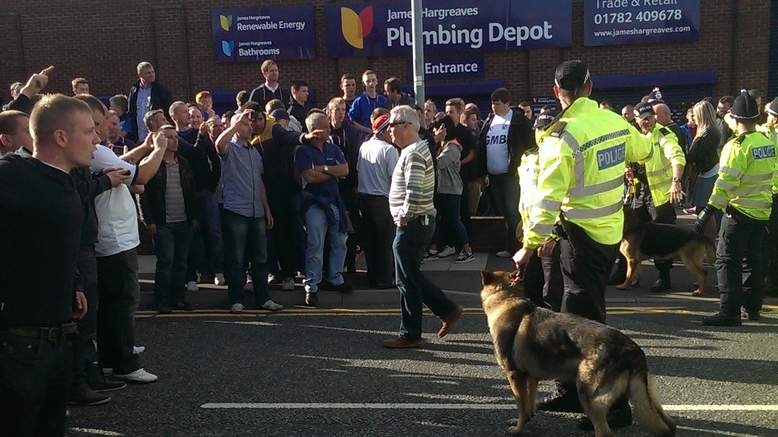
[{"xmin": 3, "ymin": 322, "xmax": 78, "ymax": 341}]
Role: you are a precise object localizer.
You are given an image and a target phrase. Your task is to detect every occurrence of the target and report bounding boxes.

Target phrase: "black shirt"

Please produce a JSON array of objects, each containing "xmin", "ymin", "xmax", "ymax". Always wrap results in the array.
[
  {"xmin": 71, "ymin": 167, "xmax": 112, "ymax": 248},
  {"xmin": 0, "ymin": 155, "xmax": 83, "ymax": 327},
  {"xmin": 452, "ymin": 123, "xmax": 477, "ymax": 181}
]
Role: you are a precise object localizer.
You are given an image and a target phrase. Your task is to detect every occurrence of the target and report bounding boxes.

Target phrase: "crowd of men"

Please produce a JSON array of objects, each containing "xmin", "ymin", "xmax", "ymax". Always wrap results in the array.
[{"xmin": 1, "ymin": 58, "xmax": 777, "ymax": 435}]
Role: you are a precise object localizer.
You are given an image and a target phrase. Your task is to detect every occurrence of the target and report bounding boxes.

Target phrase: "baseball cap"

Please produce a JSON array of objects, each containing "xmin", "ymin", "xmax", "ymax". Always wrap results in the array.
[
  {"xmin": 633, "ymin": 102, "xmax": 655, "ymax": 119},
  {"xmin": 372, "ymin": 114, "xmax": 390, "ymax": 133}
]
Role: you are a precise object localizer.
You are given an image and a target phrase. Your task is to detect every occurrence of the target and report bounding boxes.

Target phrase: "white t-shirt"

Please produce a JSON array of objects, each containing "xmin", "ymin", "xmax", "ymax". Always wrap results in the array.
[
  {"xmin": 357, "ymin": 137, "xmax": 400, "ymax": 197},
  {"xmin": 90, "ymin": 144, "xmax": 140, "ymax": 257},
  {"xmin": 486, "ymin": 109, "xmax": 513, "ymax": 175}
]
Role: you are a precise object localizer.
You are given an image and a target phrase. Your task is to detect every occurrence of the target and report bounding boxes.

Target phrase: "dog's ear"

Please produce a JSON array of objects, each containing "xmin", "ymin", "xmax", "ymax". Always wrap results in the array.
[{"xmin": 481, "ymin": 271, "xmax": 496, "ymax": 285}]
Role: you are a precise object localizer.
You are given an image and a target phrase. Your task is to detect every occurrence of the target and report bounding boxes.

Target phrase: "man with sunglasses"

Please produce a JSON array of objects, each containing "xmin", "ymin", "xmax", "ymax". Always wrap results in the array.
[{"xmin": 383, "ymin": 106, "xmax": 462, "ymax": 349}]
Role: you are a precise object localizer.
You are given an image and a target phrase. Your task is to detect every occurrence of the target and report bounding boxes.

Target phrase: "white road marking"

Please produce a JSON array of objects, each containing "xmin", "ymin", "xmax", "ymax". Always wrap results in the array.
[
  {"xmin": 200, "ymin": 402, "xmax": 778, "ymax": 412},
  {"xmin": 204, "ymin": 321, "xmax": 280, "ymax": 327},
  {"xmin": 676, "ymin": 426, "xmax": 765, "ymax": 437},
  {"xmin": 69, "ymin": 428, "xmax": 125, "ymax": 436}
]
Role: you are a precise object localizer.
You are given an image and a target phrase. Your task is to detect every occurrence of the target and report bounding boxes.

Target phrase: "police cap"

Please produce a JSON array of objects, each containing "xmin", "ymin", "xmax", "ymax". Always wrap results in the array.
[
  {"xmin": 767, "ymin": 97, "xmax": 778, "ymax": 117},
  {"xmin": 534, "ymin": 113, "xmax": 554, "ymax": 130},
  {"xmin": 633, "ymin": 102, "xmax": 655, "ymax": 119},
  {"xmin": 731, "ymin": 89, "xmax": 760, "ymax": 120},
  {"xmin": 554, "ymin": 60, "xmax": 591, "ymax": 91}
]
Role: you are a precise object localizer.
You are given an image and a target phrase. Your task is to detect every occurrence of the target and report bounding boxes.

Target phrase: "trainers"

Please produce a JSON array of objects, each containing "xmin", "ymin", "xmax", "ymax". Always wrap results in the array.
[
  {"xmin": 260, "ymin": 299, "xmax": 283, "ymax": 311},
  {"xmin": 214, "ymin": 273, "xmax": 226, "ymax": 286},
  {"xmin": 496, "ymin": 250, "xmax": 512, "ymax": 258},
  {"xmin": 304, "ymin": 292, "xmax": 319, "ymax": 307},
  {"xmin": 455, "ymin": 252, "xmax": 475, "ymax": 263},
  {"xmin": 112, "ymin": 368, "xmax": 158, "ymax": 384},
  {"xmin": 230, "ymin": 303, "xmax": 245, "ymax": 313},
  {"xmin": 68, "ymin": 383, "xmax": 111, "ymax": 406},
  {"xmin": 281, "ymin": 277, "xmax": 295, "ymax": 291},
  {"xmin": 185, "ymin": 281, "xmax": 199, "ymax": 293},
  {"xmin": 321, "ymin": 281, "xmax": 353, "ymax": 293},
  {"xmin": 437, "ymin": 246, "xmax": 456, "ymax": 258},
  {"xmin": 424, "ymin": 249, "xmax": 439, "ymax": 259},
  {"xmin": 133, "ymin": 345, "xmax": 145, "ymax": 355}
]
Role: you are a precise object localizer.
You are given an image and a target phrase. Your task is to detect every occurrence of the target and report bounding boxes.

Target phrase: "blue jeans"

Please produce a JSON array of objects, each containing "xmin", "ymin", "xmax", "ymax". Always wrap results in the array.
[
  {"xmin": 393, "ymin": 217, "xmax": 458, "ymax": 340},
  {"xmin": 303, "ymin": 204, "xmax": 347, "ymax": 293},
  {"xmin": 222, "ymin": 209, "xmax": 270, "ymax": 306},
  {"xmin": 435, "ymin": 193, "xmax": 469, "ymax": 251},
  {"xmin": 153, "ymin": 221, "xmax": 193, "ymax": 307}
]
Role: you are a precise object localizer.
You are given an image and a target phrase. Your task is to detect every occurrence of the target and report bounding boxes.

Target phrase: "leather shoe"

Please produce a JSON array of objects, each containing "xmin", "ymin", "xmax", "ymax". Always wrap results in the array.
[
  {"xmin": 437, "ymin": 306, "xmax": 463, "ymax": 338},
  {"xmin": 702, "ymin": 312, "xmax": 741, "ymax": 326},
  {"xmin": 304, "ymin": 292, "xmax": 319, "ymax": 307},
  {"xmin": 383, "ymin": 336, "xmax": 423, "ymax": 349},
  {"xmin": 577, "ymin": 402, "xmax": 632, "ymax": 430},
  {"xmin": 650, "ymin": 278, "xmax": 671, "ymax": 293},
  {"xmin": 537, "ymin": 390, "xmax": 583, "ymax": 413},
  {"xmin": 68, "ymin": 383, "xmax": 112, "ymax": 406},
  {"xmin": 745, "ymin": 311, "xmax": 760, "ymax": 321}
]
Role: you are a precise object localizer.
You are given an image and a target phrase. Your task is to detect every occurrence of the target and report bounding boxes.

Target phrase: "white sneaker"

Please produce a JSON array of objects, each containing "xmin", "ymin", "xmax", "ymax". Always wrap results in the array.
[
  {"xmin": 266, "ymin": 273, "xmax": 275, "ymax": 285},
  {"xmin": 186, "ymin": 281, "xmax": 199, "ymax": 292},
  {"xmin": 496, "ymin": 250, "xmax": 512, "ymax": 258},
  {"xmin": 113, "ymin": 368, "xmax": 158, "ymax": 384},
  {"xmin": 133, "ymin": 346, "xmax": 145, "ymax": 355},
  {"xmin": 261, "ymin": 299, "xmax": 283, "ymax": 311},
  {"xmin": 214, "ymin": 273, "xmax": 226, "ymax": 286},
  {"xmin": 437, "ymin": 246, "xmax": 456, "ymax": 258},
  {"xmin": 281, "ymin": 277, "xmax": 295, "ymax": 291},
  {"xmin": 231, "ymin": 303, "xmax": 245, "ymax": 313}
]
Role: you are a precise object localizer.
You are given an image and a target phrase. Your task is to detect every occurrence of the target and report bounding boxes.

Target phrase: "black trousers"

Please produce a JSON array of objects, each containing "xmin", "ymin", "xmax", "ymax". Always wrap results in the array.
[
  {"xmin": 765, "ymin": 197, "xmax": 778, "ymax": 293},
  {"xmin": 359, "ymin": 194, "xmax": 396, "ymax": 286},
  {"xmin": 716, "ymin": 210, "xmax": 767, "ymax": 316},
  {"xmin": 342, "ymin": 191, "xmax": 362, "ymax": 272},
  {"xmin": 267, "ymin": 191, "xmax": 305, "ymax": 278},
  {"xmin": 523, "ymin": 244, "xmax": 563, "ymax": 312},
  {"xmin": 97, "ymin": 248, "xmax": 141, "ymax": 374},
  {"xmin": 0, "ymin": 330, "xmax": 72, "ymax": 437},
  {"xmin": 72, "ymin": 246, "xmax": 99, "ymax": 387},
  {"xmin": 653, "ymin": 202, "xmax": 677, "ymax": 274},
  {"xmin": 558, "ymin": 220, "xmax": 619, "ymax": 324}
]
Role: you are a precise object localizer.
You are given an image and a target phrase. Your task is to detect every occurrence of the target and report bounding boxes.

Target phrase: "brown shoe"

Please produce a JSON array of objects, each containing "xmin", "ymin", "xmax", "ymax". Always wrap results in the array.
[
  {"xmin": 437, "ymin": 306, "xmax": 463, "ymax": 338},
  {"xmin": 382, "ymin": 337, "xmax": 423, "ymax": 349}
]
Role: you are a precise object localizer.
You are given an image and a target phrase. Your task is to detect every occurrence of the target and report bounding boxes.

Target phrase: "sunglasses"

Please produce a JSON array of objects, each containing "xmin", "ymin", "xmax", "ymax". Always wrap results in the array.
[{"xmin": 389, "ymin": 121, "xmax": 409, "ymax": 127}]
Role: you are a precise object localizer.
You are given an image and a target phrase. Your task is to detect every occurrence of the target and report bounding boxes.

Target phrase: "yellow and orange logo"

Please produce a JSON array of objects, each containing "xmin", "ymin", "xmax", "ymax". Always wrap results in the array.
[{"xmin": 340, "ymin": 6, "xmax": 374, "ymax": 49}]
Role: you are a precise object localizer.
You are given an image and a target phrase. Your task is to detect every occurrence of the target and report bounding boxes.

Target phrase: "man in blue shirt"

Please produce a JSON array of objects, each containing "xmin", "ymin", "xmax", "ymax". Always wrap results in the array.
[
  {"xmin": 348, "ymin": 70, "xmax": 389, "ymax": 132},
  {"xmin": 295, "ymin": 112, "xmax": 352, "ymax": 306}
]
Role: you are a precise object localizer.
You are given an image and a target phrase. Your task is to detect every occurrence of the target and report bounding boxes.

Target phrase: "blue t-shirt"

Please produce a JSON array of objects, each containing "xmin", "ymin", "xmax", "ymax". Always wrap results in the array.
[{"xmin": 295, "ymin": 142, "xmax": 346, "ymax": 207}]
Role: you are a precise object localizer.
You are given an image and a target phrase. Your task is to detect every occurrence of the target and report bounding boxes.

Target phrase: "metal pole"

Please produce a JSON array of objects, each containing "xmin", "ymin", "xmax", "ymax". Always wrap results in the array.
[{"xmin": 411, "ymin": 0, "xmax": 425, "ymax": 105}]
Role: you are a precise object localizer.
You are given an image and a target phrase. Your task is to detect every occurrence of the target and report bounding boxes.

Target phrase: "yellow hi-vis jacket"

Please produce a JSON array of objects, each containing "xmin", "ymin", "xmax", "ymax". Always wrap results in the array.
[
  {"xmin": 518, "ymin": 149, "xmax": 540, "ymax": 240},
  {"xmin": 525, "ymin": 97, "xmax": 652, "ymax": 249},
  {"xmin": 643, "ymin": 124, "xmax": 686, "ymax": 208},
  {"xmin": 709, "ymin": 131, "xmax": 777, "ymax": 221},
  {"xmin": 758, "ymin": 124, "xmax": 778, "ymax": 194}
]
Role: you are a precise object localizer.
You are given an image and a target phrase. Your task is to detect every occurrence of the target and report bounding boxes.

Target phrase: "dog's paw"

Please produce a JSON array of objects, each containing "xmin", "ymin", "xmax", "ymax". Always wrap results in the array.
[
  {"xmin": 692, "ymin": 289, "xmax": 703, "ymax": 297},
  {"xmin": 506, "ymin": 418, "xmax": 519, "ymax": 426},
  {"xmin": 506, "ymin": 425, "xmax": 524, "ymax": 435},
  {"xmin": 615, "ymin": 283, "xmax": 628, "ymax": 290}
]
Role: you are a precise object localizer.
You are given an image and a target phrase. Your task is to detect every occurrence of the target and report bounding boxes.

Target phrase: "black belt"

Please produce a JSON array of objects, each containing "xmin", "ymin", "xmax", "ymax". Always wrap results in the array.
[{"xmin": 3, "ymin": 322, "xmax": 78, "ymax": 341}]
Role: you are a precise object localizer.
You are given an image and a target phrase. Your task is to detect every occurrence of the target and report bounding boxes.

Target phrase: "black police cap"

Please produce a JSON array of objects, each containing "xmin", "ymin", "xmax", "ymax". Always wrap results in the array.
[
  {"xmin": 534, "ymin": 113, "xmax": 554, "ymax": 130},
  {"xmin": 732, "ymin": 89, "xmax": 760, "ymax": 120},
  {"xmin": 633, "ymin": 102, "xmax": 655, "ymax": 119},
  {"xmin": 554, "ymin": 60, "xmax": 591, "ymax": 92},
  {"xmin": 768, "ymin": 97, "xmax": 778, "ymax": 117}
]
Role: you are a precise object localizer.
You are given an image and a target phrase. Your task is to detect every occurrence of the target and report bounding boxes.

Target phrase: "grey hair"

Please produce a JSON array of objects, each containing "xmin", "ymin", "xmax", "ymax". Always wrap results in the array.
[
  {"xmin": 390, "ymin": 105, "xmax": 420, "ymax": 131},
  {"xmin": 305, "ymin": 112, "xmax": 328, "ymax": 132},
  {"xmin": 137, "ymin": 61, "xmax": 153, "ymax": 74},
  {"xmin": 168, "ymin": 101, "xmax": 187, "ymax": 117}
]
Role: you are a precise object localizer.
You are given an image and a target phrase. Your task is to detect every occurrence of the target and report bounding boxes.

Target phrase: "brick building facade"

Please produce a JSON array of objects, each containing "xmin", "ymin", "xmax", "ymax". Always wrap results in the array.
[{"xmin": 0, "ymin": 0, "xmax": 775, "ymax": 115}]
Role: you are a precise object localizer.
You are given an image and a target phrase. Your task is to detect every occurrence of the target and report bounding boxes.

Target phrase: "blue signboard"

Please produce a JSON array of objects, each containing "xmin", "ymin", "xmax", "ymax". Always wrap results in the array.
[
  {"xmin": 410, "ymin": 56, "xmax": 485, "ymax": 82},
  {"xmin": 325, "ymin": 0, "xmax": 571, "ymax": 58},
  {"xmin": 211, "ymin": 6, "xmax": 315, "ymax": 63},
  {"xmin": 584, "ymin": 0, "xmax": 700, "ymax": 47}
]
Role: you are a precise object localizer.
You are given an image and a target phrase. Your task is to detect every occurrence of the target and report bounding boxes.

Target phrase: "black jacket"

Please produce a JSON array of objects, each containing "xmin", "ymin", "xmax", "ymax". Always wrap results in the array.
[
  {"xmin": 139, "ymin": 155, "xmax": 197, "ymax": 226},
  {"xmin": 2, "ymin": 93, "xmax": 33, "ymax": 114},
  {"xmin": 687, "ymin": 127, "xmax": 721, "ymax": 174},
  {"xmin": 71, "ymin": 166, "xmax": 112, "ymax": 248},
  {"xmin": 127, "ymin": 80, "xmax": 173, "ymax": 141},
  {"xmin": 193, "ymin": 134, "xmax": 222, "ymax": 193},
  {"xmin": 478, "ymin": 108, "xmax": 535, "ymax": 176},
  {"xmin": 248, "ymin": 83, "xmax": 286, "ymax": 109}
]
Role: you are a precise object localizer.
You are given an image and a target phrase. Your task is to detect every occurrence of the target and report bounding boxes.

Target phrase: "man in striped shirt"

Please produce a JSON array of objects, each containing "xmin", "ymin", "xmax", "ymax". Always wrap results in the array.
[{"xmin": 384, "ymin": 106, "xmax": 462, "ymax": 349}]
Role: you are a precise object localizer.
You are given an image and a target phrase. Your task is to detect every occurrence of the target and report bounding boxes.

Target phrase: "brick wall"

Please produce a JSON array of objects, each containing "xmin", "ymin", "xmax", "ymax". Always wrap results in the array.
[{"xmin": 0, "ymin": 0, "xmax": 773, "ymax": 106}]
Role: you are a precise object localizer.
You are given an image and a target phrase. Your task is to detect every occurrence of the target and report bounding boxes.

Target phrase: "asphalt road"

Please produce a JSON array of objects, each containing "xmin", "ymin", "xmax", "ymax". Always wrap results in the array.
[{"xmin": 66, "ymin": 256, "xmax": 778, "ymax": 437}]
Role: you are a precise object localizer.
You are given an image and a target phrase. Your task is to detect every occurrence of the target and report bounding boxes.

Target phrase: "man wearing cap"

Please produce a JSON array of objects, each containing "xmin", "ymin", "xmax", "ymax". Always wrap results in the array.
[
  {"xmin": 696, "ymin": 90, "xmax": 778, "ymax": 326},
  {"xmin": 633, "ymin": 101, "xmax": 686, "ymax": 292},
  {"xmin": 513, "ymin": 60, "xmax": 653, "ymax": 430},
  {"xmin": 357, "ymin": 109, "xmax": 399, "ymax": 289},
  {"xmin": 383, "ymin": 105, "xmax": 462, "ymax": 349}
]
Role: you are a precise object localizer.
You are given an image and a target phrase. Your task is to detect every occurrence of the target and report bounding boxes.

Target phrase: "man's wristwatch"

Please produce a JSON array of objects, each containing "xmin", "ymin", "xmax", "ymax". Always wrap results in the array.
[
  {"xmin": 672, "ymin": 177, "xmax": 681, "ymax": 183},
  {"xmin": 323, "ymin": 165, "xmax": 329, "ymax": 173}
]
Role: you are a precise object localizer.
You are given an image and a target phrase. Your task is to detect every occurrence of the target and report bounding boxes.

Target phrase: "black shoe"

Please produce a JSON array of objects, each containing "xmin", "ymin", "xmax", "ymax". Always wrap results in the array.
[
  {"xmin": 746, "ymin": 311, "xmax": 761, "ymax": 321},
  {"xmin": 702, "ymin": 312, "xmax": 742, "ymax": 326},
  {"xmin": 577, "ymin": 403, "xmax": 633, "ymax": 430},
  {"xmin": 537, "ymin": 388, "xmax": 583, "ymax": 413},
  {"xmin": 91, "ymin": 379, "xmax": 127, "ymax": 393},
  {"xmin": 608, "ymin": 261, "xmax": 626, "ymax": 285},
  {"xmin": 68, "ymin": 383, "xmax": 112, "ymax": 406},
  {"xmin": 373, "ymin": 282, "xmax": 395, "ymax": 289},
  {"xmin": 650, "ymin": 277, "xmax": 671, "ymax": 293},
  {"xmin": 304, "ymin": 292, "xmax": 319, "ymax": 307},
  {"xmin": 157, "ymin": 305, "xmax": 173, "ymax": 314},
  {"xmin": 321, "ymin": 281, "xmax": 353, "ymax": 293},
  {"xmin": 176, "ymin": 301, "xmax": 193, "ymax": 311}
]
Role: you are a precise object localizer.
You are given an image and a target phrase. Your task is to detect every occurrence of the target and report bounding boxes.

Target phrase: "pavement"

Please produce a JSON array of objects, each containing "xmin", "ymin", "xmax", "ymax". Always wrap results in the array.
[{"xmin": 64, "ymin": 250, "xmax": 778, "ymax": 437}]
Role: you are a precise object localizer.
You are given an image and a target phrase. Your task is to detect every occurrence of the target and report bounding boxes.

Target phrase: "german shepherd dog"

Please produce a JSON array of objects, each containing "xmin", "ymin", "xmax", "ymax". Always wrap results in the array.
[
  {"xmin": 481, "ymin": 271, "xmax": 676, "ymax": 437},
  {"xmin": 617, "ymin": 207, "xmax": 715, "ymax": 296}
]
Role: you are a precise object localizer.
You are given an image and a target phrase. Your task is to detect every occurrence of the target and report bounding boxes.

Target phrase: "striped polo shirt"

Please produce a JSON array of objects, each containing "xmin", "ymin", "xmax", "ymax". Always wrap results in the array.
[{"xmin": 389, "ymin": 138, "xmax": 436, "ymax": 220}]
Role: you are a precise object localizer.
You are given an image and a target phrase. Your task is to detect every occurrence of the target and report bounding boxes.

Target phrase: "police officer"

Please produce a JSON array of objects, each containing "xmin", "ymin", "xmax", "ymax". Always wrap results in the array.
[
  {"xmin": 696, "ymin": 90, "xmax": 778, "ymax": 326},
  {"xmin": 633, "ymin": 102, "xmax": 686, "ymax": 292},
  {"xmin": 760, "ymin": 98, "xmax": 778, "ymax": 295},
  {"xmin": 514, "ymin": 60, "xmax": 653, "ymax": 430}
]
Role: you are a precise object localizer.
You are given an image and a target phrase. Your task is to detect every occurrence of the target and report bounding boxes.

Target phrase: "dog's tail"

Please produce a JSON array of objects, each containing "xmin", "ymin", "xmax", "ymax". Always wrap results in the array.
[
  {"xmin": 629, "ymin": 370, "xmax": 676, "ymax": 437},
  {"xmin": 703, "ymin": 237, "xmax": 716, "ymax": 265}
]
